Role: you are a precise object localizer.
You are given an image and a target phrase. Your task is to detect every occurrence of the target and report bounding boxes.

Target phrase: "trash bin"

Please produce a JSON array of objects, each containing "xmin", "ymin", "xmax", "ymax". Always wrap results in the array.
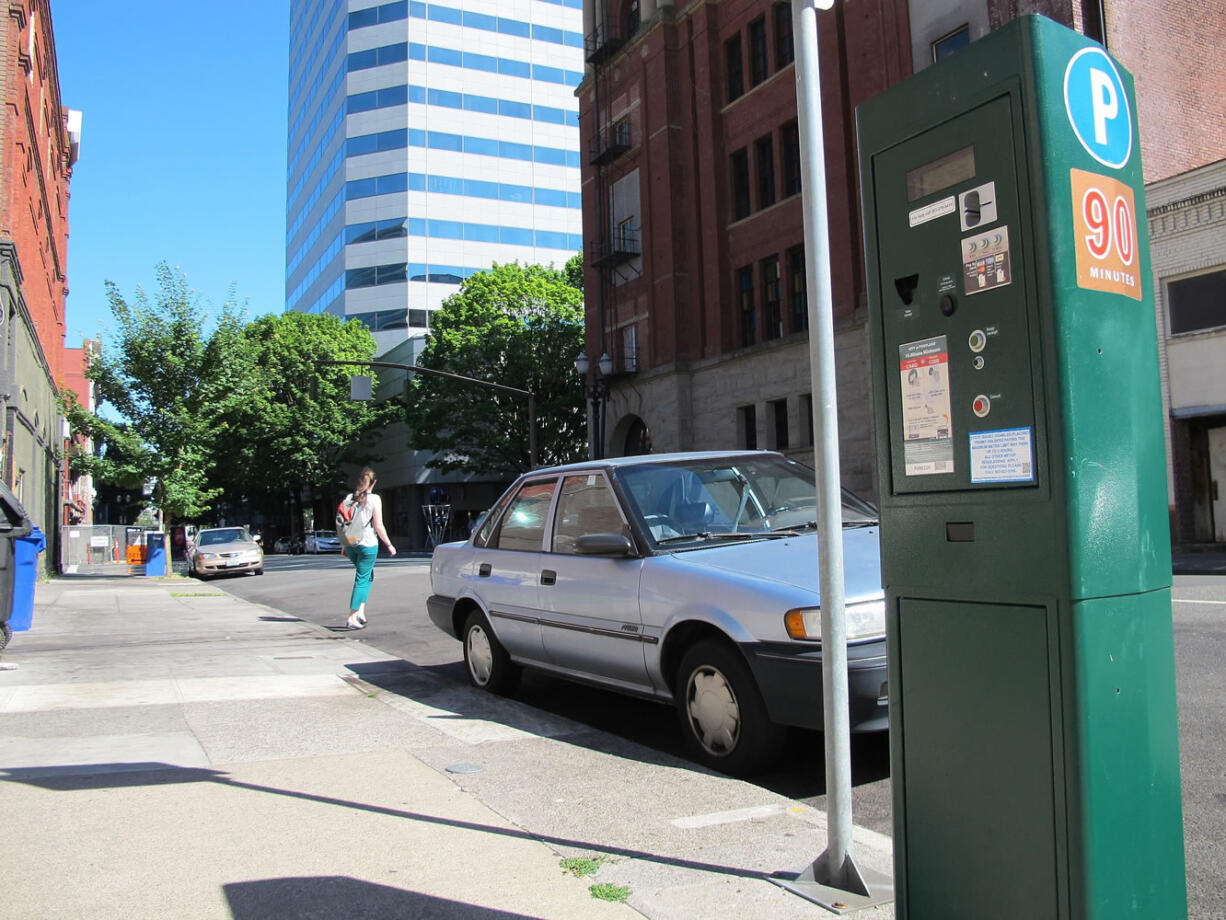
[
  {"xmin": 11, "ymin": 526, "xmax": 46, "ymax": 632},
  {"xmin": 1, "ymin": 482, "xmax": 35, "ymax": 648},
  {"xmin": 144, "ymin": 531, "xmax": 166, "ymax": 577}
]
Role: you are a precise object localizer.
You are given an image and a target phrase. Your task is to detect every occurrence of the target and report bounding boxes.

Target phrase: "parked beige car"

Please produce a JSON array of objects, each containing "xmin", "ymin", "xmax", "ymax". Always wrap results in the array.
[{"xmin": 188, "ymin": 527, "xmax": 264, "ymax": 578}]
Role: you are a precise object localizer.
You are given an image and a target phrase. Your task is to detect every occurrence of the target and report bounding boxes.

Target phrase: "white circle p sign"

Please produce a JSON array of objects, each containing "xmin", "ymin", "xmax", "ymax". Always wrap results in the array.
[{"xmin": 1063, "ymin": 47, "xmax": 1132, "ymax": 169}]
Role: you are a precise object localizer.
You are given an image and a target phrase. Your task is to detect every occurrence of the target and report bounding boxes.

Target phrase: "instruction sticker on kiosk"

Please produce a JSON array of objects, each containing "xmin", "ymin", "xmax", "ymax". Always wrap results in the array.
[
  {"xmin": 961, "ymin": 226, "xmax": 1012, "ymax": 294},
  {"xmin": 899, "ymin": 336, "xmax": 954, "ymax": 476},
  {"xmin": 969, "ymin": 427, "xmax": 1035, "ymax": 483}
]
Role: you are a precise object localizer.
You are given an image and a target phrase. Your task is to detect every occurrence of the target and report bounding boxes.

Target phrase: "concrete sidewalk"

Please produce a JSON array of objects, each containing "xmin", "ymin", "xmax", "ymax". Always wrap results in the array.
[{"xmin": 0, "ymin": 576, "xmax": 895, "ymax": 920}]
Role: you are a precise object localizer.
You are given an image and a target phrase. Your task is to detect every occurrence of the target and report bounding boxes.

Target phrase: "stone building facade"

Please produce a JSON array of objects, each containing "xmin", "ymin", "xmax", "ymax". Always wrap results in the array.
[{"xmin": 1148, "ymin": 160, "xmax": 1226, "ymax": 544}]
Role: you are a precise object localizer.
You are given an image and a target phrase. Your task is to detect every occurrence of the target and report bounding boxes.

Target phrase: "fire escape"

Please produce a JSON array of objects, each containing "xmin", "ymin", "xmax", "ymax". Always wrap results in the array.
[{"xmin": 586, "ymin": 3, "xmax": 640, "ymax": 374}]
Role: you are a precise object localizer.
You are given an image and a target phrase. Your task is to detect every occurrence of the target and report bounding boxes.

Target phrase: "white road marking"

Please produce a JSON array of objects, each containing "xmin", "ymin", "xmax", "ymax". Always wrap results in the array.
[{"xmin": 671, "ymin": 803, "xmax": 785, "ymax": 828}]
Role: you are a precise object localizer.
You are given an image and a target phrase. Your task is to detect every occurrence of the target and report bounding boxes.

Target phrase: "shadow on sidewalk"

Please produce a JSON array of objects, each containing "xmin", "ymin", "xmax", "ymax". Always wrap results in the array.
[
  {"xmin": 1, "ymin": 762, "xmax": 794, "ymax": 886},
  {"xmin": 341, "ymin": 659, "xmax": 892, "ymax": 803},
  {"xmin": 224, "ymin": 876, "xmax": 538, "ymax": 919}
]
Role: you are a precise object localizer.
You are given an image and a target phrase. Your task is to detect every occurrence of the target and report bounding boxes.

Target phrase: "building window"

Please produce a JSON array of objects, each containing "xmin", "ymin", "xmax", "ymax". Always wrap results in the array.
[
  {"xmin": 726, "ymin": 35, "xmax": 744, "ymax": 102},
  {"xmin": 748, "ymin": 17, "xmax": 768, "ymax": 86},
  {"xmin": 408, "ymin": 309, "xmax": 430, "ymax": 328},
  {"xmin": 737, "ymin": 265, "xmax": 756, "ymax": 346},
  {"xmin": 739, "ymin": 404, "xmax": 758, "ymax": 450},
  {"xmin": 624, "ymin": 0, "xmax": 640, "ymax": 39},
  {"xmin": 788, "ymin": 245, "xmax": 808, "ymax": 332},
  {"xmin": 801, "ymin": 393, "xmax": 814, "ymax": 446},
  {"xmin": 345, "ymin": 262, "xmax": 409, "ymax": 289},
  {"xmin": 932, "ymin": 25, "xmax": 971, "ymax": 62},
  {"xmin": 774, "ymin": 3, "xmax": 794, "ymax": 69},
  {"xmin": 731, "ymin": 148, "xmax": 751, "ymax": 220},
  {"xmin": 1168, "ymin": 269, "xmax": 1226, "ymax": 335},
  {"xmin": 769, "ymin": 398, "xmax": 789, "ymax": 450},
  {"xmin": 622, "ymin": 323, "xmax": 638, "ymax": 371},
  {"xmin": 781, "ymin": 120, "xmax": 801, "ymax": 196},
  {"xmin": 762, "ymin": 255, "xmax": 782, "ymax": 340},
  {"xmin": 755, "ymin": 133, "xmax": 776, "ymax": 209}
]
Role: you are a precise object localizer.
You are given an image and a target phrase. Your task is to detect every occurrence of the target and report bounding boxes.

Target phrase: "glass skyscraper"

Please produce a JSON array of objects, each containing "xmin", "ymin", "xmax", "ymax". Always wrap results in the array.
[{"xmin": 286, "ymin": 0, "xmax": 585, "ymax": 352}]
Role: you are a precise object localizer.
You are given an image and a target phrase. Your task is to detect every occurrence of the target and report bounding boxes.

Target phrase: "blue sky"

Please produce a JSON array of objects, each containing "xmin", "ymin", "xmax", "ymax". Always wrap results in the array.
[{"xmin": 53, "ymin": 1, "xmax": 290, "ymax": 346}]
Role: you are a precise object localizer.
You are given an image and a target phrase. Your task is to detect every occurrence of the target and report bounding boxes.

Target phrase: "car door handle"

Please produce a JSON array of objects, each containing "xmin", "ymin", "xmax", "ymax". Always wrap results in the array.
[
  {"xmin": 540, "ymin": 569, "xmax": 557, "ymax": 586},
  {"xmin": 478, "ymin": 563, "xmax": 492, "ymax": 577}
]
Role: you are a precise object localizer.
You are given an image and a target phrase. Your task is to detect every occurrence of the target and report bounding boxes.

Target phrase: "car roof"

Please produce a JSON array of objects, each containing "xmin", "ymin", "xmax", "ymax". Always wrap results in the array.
[{"xmin": 525, "ymin": 450, "xmax": 787, "ymax": 477}]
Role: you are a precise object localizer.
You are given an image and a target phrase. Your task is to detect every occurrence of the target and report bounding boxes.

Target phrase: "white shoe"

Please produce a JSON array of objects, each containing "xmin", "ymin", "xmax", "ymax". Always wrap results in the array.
[
  {"xmin": 356, "ymin": 603, "xmax": 367, "ymax": 625},
  {"xmin": 346, "ymin": 614, "xmax": 365, "ymax": 630}
]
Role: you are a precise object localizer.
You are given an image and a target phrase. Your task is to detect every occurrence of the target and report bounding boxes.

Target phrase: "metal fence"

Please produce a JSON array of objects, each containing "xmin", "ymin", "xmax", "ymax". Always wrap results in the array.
[{"xmin": 60, "ymin": 525, "xmax": 152, "ymax": 573}]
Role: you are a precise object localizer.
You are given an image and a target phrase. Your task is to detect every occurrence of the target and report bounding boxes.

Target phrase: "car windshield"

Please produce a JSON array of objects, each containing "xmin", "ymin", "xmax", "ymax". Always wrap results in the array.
[
  {"xmin": 617, "ymin": 455, "xmax": 876, "ymax": 547},
  {"xmin": 199, "ymin": 528, "xmax": 248, "ymax": 546}
]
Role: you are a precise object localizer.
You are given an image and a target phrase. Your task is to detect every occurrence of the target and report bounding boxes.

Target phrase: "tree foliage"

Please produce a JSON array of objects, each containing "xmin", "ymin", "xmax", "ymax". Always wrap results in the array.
[
  {"xmin": 405, "ymin": 261, "xmax": 586, "ymax": 474},
  {"xmin": 214, "ymin": 310, "xmax": 398, "ymax": 507},
  {"xmin": 63, "ymin": 263, "xmax": 251, "ymax": 526}
]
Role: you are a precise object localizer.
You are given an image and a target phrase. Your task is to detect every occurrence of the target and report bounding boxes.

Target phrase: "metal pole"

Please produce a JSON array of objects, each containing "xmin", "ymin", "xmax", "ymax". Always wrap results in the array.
[
  {"xmin": 773, "ymin": 0, "xmax": 889, "ymax": 909},
  {"xmin": 528, "ymin": 393, "xmax": 538, "ymax": 469}
]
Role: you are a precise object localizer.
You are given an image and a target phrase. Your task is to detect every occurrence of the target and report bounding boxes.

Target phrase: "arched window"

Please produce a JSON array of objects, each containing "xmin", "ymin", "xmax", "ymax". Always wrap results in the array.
[{"xmin": 624, "ymin": 417, "xmax": 652, "ymax": 456}]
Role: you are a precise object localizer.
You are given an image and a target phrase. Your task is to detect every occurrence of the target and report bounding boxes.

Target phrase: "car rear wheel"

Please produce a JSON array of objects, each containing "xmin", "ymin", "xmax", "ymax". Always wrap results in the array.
[
  {"xmin": 675, "ymin": 639, "xmax": 786, "ymax": 776},
  {"xmin": 462, "ymin": 610, "xmax": 520, "ymax": 694}
]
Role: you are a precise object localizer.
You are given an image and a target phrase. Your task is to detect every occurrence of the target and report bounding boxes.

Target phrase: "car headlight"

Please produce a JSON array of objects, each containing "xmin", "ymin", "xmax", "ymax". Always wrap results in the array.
[
  {"xmin": 784, "ymin": 599, "xmax": 886, "ymax": 642},
  {"xmin": 201, "ymin": 553, "xmax": 219, "ymax": 560}
]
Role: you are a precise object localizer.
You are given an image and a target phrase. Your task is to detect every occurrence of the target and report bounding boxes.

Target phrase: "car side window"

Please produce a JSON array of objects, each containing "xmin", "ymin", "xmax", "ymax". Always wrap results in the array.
[
  {"xmin": 491, "ymin": 479, "xmax": 557, "ymax": 552},
  {"xmin": 551, "ymin": 474, "xmax": 628, "ymax": 554}
]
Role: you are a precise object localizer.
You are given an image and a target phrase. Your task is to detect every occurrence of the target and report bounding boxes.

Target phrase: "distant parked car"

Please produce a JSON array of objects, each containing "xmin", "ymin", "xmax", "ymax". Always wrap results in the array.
[
  {"xmin": 304, "ymin": 530, "xmax": 341, "ymax": 554},
  {"xmin": 428, "ymin": 450, "xmax": 887, "ymax": 776},
  {"xmin": 188, "ymin": 527, "xmax": 264, "ymax": 579},
  {"xmin": 272, "ymin": 535, "xmax": 303, "ymax": 555}
]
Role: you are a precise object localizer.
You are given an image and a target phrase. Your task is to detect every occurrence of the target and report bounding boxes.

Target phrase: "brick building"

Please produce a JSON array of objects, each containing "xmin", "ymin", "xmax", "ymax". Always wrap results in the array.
[
  {"xmin": 578, "ymin": 0, "xmax": 911, "ymax": 497},
  {"xmin": 580, "ymin": 0, "xmax": 1226, "ymax": 522},
  {"xmin": 0, "ymin": 0, "xmax": 78, "ymax": 552}
]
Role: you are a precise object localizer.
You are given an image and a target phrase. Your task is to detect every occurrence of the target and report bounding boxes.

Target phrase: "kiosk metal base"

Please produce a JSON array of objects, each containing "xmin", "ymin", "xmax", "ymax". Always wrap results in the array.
[{"xmin": 773, "ymin": 851, "xmax": 894, "ymax": 915}]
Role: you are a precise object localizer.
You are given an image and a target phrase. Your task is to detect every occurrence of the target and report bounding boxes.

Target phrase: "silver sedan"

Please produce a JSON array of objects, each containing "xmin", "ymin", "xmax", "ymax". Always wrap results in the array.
[
  {"xmin": 188, "ymin": 527, "xmax": 264, "ymax": 578},
  {"xmin": 428, "ymin": 451, "xmax": 887, "ymax": 776}
]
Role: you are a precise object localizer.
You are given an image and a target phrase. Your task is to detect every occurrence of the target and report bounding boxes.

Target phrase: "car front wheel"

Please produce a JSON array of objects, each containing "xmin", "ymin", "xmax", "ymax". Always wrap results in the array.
[
  {"xmin": 462, "ymin": 609, "xmax": 520, "ymax": 694},
  {"xmin": 675, "ymin": 639, "xmax": 786, "ymax": 777}
]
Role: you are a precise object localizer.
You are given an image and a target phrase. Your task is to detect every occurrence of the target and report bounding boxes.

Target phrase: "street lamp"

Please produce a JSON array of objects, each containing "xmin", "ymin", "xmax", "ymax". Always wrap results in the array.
[{"xmin": 575, "ymin": 351, "xmax": 613, "ymax": 459}]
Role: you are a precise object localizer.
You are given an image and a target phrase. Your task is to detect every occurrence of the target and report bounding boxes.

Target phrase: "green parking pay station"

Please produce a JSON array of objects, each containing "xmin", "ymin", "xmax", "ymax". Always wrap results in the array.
[{"xmin": 858, "ymin": 15, "xmax": 1185, "ymax": 920}]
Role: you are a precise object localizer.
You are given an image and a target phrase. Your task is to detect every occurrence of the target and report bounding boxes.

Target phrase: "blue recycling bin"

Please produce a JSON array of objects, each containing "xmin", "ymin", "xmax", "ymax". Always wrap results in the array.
[
  {"xmin": 11, "ymin": 526, "xmax": 45, "ymax": 632},
  {"xmin": 144, "ymin": 531, "xmax": 166, "ymax": 577}
]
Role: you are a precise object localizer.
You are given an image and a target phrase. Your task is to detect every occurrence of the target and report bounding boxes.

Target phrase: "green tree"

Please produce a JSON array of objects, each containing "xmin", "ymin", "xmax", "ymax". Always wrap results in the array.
[
  {"xmin": 63, "ymin": 263, "xmax": 252, "ymax": 527},
  {"xmin": 563, "ymin": 250, "xmax": 584, "ymax": 292},
  {"xmin": 215, "ymin": 310, "xmax": 398, "ymax": 509},
  {"xmin": 406, "ymin": 261, "xmax": 586, "ymax": 474}
]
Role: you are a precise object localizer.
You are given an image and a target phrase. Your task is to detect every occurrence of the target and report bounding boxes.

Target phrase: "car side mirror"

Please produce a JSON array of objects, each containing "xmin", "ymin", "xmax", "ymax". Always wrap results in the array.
[{"xmin": 575, "ymin": 533, "xmax": 634, "ymax": 556}]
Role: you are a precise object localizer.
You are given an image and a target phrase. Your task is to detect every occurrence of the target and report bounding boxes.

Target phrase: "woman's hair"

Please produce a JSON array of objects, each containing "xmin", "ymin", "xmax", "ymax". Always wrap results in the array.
[{"xmin": 355, "ymin": 467, "xmax": 377, "ymax": 503}]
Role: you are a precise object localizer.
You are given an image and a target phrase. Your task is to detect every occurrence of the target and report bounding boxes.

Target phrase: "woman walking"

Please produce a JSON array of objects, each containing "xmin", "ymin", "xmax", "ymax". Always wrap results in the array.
[{"xmin": 342, "ymin": 467, "xmax": 396, "ymax": 629}]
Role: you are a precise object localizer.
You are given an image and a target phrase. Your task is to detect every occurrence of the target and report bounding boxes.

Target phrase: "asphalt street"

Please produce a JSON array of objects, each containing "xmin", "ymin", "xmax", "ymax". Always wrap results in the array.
[{"xmin": 212, "ymin": 551, "xmax": 1225, "ymax": 919}]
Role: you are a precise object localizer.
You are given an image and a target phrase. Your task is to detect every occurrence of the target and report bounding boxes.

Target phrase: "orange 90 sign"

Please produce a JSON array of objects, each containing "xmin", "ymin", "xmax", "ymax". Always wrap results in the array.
[{"xmin": 1070, "ymin": 167, "xmax": 1141, "ymax": 300}]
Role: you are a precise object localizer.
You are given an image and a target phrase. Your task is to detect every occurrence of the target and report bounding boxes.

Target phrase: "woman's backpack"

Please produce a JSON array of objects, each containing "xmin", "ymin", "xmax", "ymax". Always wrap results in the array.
[{"xmin": 335, "ymin": 492, "xmax": 370, "ymax": 548}]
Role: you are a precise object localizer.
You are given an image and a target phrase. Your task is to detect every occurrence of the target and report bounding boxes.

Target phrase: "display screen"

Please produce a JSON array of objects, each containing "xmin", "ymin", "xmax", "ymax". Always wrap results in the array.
[{"xmin": 906, "ymin": 146, "xmax": 976, "ymax": 201}]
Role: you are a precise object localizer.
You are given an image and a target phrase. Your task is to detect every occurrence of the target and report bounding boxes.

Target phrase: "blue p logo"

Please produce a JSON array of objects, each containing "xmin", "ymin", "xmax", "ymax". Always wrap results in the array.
[{"xmin": 1064, "ymin": 47, "xmax": 1132, "ymax": 169}]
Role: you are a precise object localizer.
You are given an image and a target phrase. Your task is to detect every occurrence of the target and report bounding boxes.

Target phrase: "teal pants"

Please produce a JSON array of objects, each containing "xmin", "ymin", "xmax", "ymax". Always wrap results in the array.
[{"xmin": 346, "ymin": 544, "xmax": 379, "ymax": 609}]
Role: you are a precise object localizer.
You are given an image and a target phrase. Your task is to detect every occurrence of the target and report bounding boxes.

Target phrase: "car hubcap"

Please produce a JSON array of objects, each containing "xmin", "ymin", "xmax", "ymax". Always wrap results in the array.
[
  {"xmin": 686, "ymin": 666, "xmax": 740, "ymax": 756},
  {"xmin": 467, "ymin": 626, "xmax": 494, "ymax": 685}
]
